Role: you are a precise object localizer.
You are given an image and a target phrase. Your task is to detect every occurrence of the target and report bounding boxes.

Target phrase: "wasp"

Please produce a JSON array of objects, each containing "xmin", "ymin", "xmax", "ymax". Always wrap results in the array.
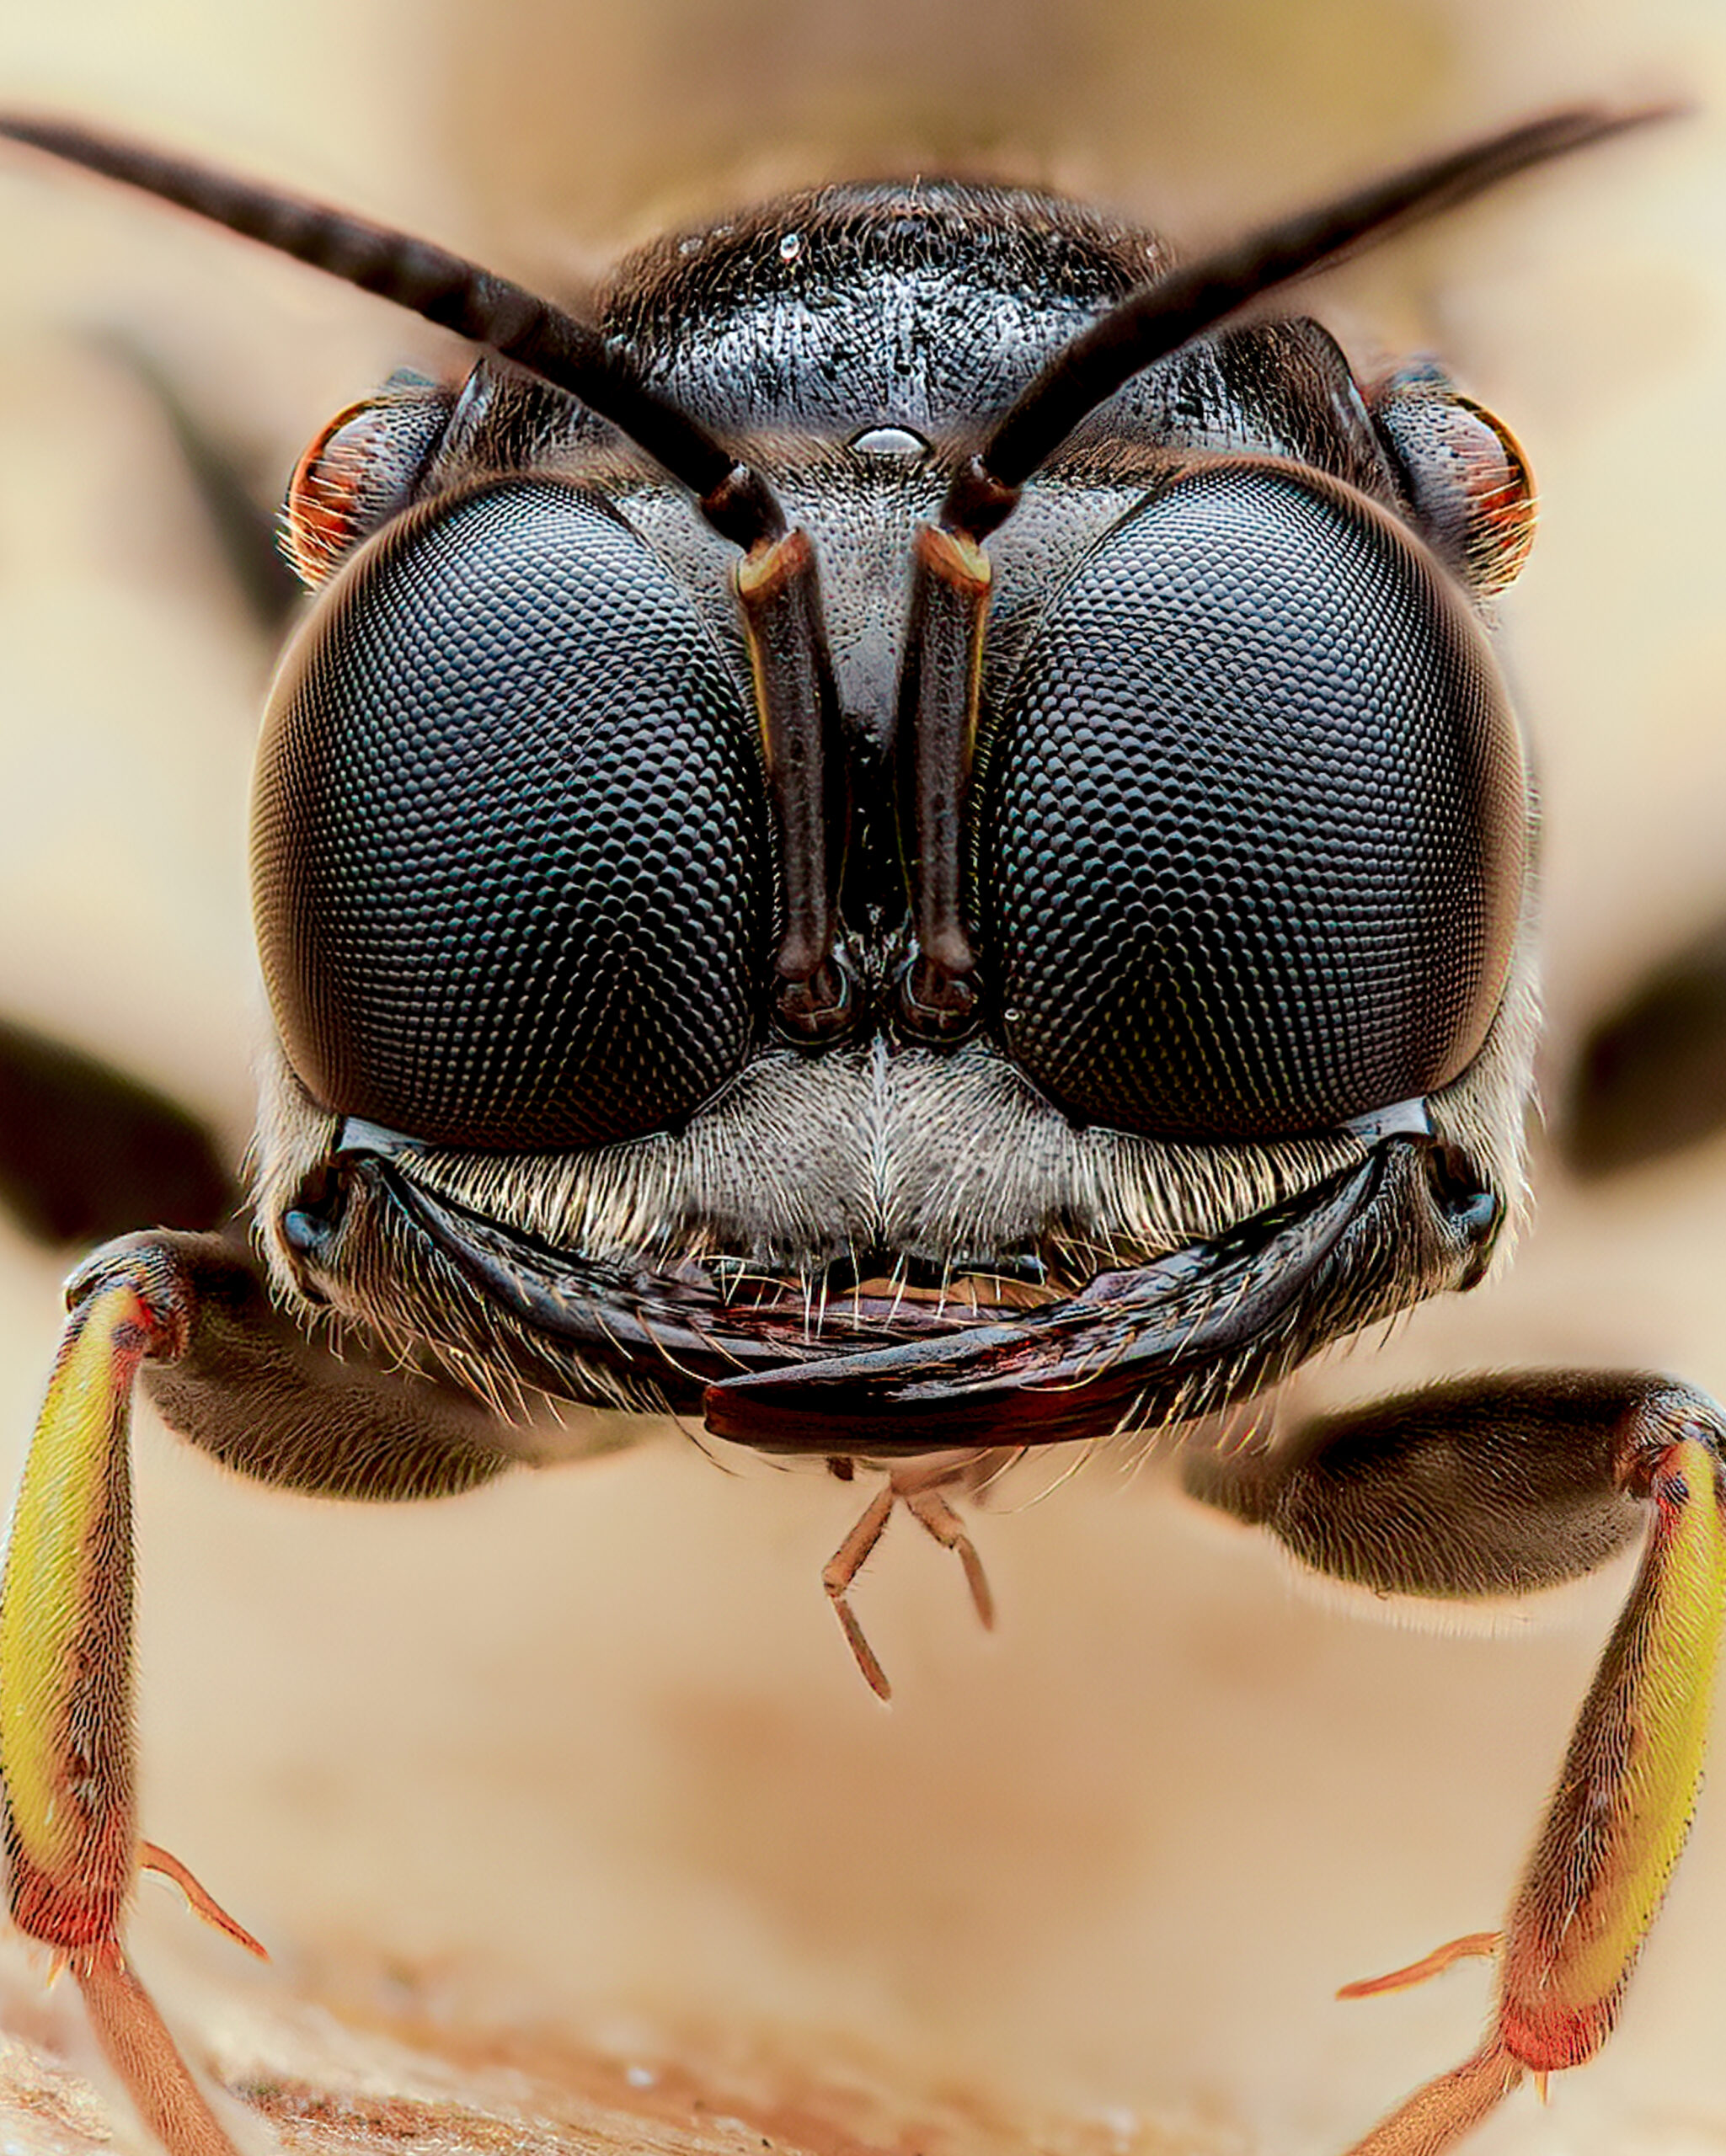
[{"xmin": 0, "ymin": 104, "xmax": 1710, "ymax": 2156}]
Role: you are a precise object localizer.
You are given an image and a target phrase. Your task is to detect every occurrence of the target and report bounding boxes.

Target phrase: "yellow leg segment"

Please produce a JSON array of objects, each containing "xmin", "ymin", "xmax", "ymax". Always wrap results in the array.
[
  {"xmin": 2, "ymin": 1279, "xmax": 150, "ymax": 1947},
  {"xmin": 1, "ymin": 1258, "xmax": 247, "ymax": 2156},
  {"xmin": 1498, "ymin": 1428, "xmax": 1726, "ymax": 2063},
  {"xmin": 1343, "ymin": 1410, "xmax": 1726, "ymax": 2154}
]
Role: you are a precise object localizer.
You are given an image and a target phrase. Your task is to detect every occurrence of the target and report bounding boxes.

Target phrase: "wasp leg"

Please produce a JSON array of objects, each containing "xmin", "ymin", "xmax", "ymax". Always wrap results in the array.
[
  {"xmin": 127, "ymin": 1225, "xmax": 521, "ymax": 1497},
  {"xmin": 0, "ymin": 1241, "xmax": 244, "ymax": 2156},
  {"xmin": 1184, "ymin": 1372, "xmax": 1726, "ymax": 2156},
  {"xmin": 0, "ymin": 1229, "xmax": 524, "ymax": 2156},
  {"xmin": 1335, "ymin": 1930, "xmax": 1499, "ymax": 2000}
]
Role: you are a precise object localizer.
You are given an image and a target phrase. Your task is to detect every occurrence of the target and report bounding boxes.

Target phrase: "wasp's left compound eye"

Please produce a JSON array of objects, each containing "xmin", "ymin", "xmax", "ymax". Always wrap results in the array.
[
  {"xmin": 981, "ymin": 462, "xmax": 1526, "ymax": 1144},
  {"xmin": 253, "ymin": 481, "xmax": 772, "ymax": 1151}
]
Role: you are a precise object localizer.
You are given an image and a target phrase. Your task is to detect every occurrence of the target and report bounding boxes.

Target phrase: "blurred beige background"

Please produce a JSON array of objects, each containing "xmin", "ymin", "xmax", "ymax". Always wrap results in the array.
[{"xmin": 0, "ymin": 3, "xmax": 1723, "ymax": 2153}]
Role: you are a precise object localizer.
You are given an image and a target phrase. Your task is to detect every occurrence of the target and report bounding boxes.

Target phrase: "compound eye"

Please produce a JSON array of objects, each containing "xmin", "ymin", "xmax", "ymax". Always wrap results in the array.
[
  {"xmin": 982, "ymin": 463, "xmax": 1526, "ymax": 1144},
  {"xmin": 254, "ymin": 480, "xmax": 772, "ymax": 1150}
]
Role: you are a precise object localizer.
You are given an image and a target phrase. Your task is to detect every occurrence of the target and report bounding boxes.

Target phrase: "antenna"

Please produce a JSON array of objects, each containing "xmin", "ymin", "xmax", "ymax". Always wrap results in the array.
[
  {"xmin": 0, "ymin": 115, "xmax": 786, "ymax": 551},
  {"xmin": 940, "ymin": 104, "xmax": 1675, "ymax": 544}
]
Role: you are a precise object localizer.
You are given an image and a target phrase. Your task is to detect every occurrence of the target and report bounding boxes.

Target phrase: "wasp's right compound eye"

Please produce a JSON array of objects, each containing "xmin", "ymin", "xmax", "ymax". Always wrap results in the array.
[
  {"xmin": 981, "ymin": 462, "xmax": 1527, "ymax": 1144},
  {"xmin": 254, "ymin": 480, "xmax": 773, "ymax": 1151}
]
